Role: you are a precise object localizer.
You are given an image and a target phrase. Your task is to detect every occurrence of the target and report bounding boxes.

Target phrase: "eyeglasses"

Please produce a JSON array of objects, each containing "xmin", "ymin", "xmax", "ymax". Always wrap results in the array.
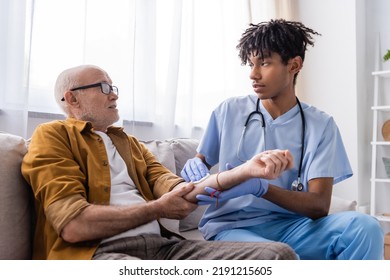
[{"xmin": 61, "ymin": 82, "xmax": 119, "ymax": 101}]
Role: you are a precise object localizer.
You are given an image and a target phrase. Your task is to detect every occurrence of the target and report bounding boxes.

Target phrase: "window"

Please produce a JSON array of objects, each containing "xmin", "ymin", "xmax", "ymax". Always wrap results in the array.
[
  {"xmin": 28, "ymin": 0, "xmax": 136, "ymax": 117},
  {"xmin": 24, "ymin": 0, "xmax": 272, "ymax": 139}
]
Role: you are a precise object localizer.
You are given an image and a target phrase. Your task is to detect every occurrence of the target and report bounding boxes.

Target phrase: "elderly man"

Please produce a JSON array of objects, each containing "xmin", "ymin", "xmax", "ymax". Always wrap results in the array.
[{"xmin": 21, "ymin": 64, "xmax": 296, "ymax": 260}]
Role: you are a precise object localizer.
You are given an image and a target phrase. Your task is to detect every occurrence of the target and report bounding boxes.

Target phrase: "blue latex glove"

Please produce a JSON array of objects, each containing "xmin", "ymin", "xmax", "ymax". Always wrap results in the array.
[
  {"xmin": 225, "ymin": 162, "xmax": 234, "ymax": 170},
  {"xmin": 196, "ymin": 178, "xmax": 269, "ymax": 205},
  {"xmin": 181, "ymin": 157, "xmax": 209, "ymax": 182}
]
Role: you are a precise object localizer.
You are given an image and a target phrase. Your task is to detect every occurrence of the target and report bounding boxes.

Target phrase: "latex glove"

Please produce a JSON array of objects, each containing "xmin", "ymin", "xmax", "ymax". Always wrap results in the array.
[
  {"xmin": 225, "ymin": 162, "xmax": 234, "ymax": 170},
  {"xmin": 181, "ymin": 157, "xmax": 209, "ymax": 182},
  {"xmin": 196, "ymin": 178, "xmax": 269, "ymax": 205}
]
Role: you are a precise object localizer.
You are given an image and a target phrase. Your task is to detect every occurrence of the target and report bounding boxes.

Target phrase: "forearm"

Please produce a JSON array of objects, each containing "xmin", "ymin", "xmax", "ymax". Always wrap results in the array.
[
  {"xmin": 183, "ymin": 165, "xmax": 251, "ymax": 202},
  {"xmin": 263, "ymin": 178, "xmax": 333, "ymax": 219},
  {"xmin": 183, "ymin": 149, "xmax": 294, "ymax": 202},
  {"xmin": 62, "ymin": 184, "xmax": 197, "ymax": 243},
  {"xmin": 61, "ymin": 201, "xmax": 162, "ymax": 243}
]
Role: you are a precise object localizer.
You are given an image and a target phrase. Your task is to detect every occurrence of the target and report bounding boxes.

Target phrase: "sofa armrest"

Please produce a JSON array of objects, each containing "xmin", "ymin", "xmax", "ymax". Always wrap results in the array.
[{"xmin": 0, "ymin": 132, "xmax": 33, "ymax": 259}]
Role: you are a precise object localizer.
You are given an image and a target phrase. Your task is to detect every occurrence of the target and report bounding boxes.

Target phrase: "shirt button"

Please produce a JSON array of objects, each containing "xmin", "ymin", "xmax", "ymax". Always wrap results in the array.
[
  {"xmin": 104, "ymin": 187, "xmax": 110, "ymax": 193},
  {"xmin": 102, "ymin": 160, "xmax": 108, "ymax": 166}
]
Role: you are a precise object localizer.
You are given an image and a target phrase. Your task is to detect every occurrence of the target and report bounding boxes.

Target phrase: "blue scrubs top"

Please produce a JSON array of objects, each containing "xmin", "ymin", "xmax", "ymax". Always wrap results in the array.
[{"xmin": 197, "ymin": 94, "xmax": 353, "ymax": 240}]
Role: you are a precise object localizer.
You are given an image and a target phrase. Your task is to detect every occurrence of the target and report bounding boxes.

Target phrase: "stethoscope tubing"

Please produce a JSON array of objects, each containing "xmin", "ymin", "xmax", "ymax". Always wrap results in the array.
[{"xmin": 238, "ymin": 96, "xmax": 305, "ymax": 191}]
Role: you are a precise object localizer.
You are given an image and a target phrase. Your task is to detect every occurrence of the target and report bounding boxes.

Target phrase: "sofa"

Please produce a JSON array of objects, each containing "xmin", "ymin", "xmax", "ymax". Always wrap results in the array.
[{"xmin": 0, "ymin": 132, "xmax": 358, "ymax": 259}]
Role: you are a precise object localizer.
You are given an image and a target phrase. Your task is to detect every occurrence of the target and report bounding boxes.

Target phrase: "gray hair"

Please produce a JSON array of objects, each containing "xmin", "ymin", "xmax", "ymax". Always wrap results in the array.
[{"xmin": 54, "ymin": 65, "xmax": 102, "ymax": 116}]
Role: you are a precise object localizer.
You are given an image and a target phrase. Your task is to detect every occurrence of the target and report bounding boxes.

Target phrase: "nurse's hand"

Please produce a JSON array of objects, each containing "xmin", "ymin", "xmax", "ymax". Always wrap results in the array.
[
  {"xmin": 181, "ymin": 157, "xmax": 209, "ymax": 182},
  {"xmin": 196, "ymin": 178, "xmax": 268, "ymax": 205}
]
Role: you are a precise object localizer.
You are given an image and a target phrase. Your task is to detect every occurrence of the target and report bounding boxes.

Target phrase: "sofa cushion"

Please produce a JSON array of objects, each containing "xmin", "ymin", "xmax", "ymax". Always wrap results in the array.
[
  {"xmin": 169, "ymin": 138, "xmax": 200, "ymax": 176},
  {"xmin": 179, "ymin": 205, "xmax": 208, "ymax": 232},
  {"xmin": 141, "ymin": 138, "xmax": 203, "ymax": 234},
  {"xmin": 0, "ymin": 132, "xmax": 32, "ymax": 259},
  {"xmin": 328, "ymin": 195, "xmax": 357, "ymax": 214},
  {"xmin": 141, "ymin": 139, "xmax": 176, "ymax": 174},
  {"xmin": 141, "ymin": 138, "xmax": 200, "ymax": 177}
]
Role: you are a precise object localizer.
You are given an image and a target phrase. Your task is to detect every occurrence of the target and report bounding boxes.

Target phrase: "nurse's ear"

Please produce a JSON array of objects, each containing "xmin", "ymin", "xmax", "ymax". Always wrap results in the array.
[{"xmin": 289, "ymin": 56, "xmax": 303, "ymax": 74}]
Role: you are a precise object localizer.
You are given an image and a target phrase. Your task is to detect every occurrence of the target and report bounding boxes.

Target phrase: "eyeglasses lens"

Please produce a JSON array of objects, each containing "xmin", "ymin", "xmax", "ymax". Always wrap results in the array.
[
  {"xmin": 101, "ymin": 83, "xmax": 110, "ymax": 94},
  {"xmin": 101, "ymin": 83, "xmax": 118, "ymax": 95}
]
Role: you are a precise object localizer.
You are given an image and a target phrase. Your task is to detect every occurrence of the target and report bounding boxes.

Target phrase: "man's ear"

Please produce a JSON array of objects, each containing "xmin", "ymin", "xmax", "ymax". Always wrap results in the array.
[
  {"xmin": 63, "ymin": 91, "xmax": 79, "ymax": 105},
  {"xmin": 289, "ymin": 56, "xmax": 303, "ymax": 74}
]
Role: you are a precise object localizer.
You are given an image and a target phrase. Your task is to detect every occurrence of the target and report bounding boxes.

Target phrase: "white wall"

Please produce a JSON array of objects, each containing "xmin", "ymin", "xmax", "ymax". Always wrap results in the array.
[
  {"xmin": 294, "ymin": 0, "xmax": 360, "ymax": 201},
  {"xmin": 365, "ymin": 0, "xmax": 390, "ymax": 233},
  {"xmin": 296, "ymin": 0, "xmax": 390, "ymax": 233}
]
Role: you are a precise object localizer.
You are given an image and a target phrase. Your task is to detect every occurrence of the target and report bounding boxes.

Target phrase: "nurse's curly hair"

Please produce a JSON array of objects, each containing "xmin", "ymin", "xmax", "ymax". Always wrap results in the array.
[{"xmin": 237, "ymin": 19, "xmax": 321, "ymax": 65}]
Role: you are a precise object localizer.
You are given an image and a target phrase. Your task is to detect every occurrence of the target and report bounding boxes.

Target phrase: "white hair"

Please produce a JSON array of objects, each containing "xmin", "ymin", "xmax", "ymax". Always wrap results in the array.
[{"xmin": 54, "ymin": 65, "xmax": 103, "ymax": 116}]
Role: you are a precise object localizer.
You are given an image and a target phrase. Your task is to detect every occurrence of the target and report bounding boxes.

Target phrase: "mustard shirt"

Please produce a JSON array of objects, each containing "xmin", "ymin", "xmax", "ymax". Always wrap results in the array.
[{"xmin": 21, "ymin": 118, "xmax": 184, "ymax": 259}]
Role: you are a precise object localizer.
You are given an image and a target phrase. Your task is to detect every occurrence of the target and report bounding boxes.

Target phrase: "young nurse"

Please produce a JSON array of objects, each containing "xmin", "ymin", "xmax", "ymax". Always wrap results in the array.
[{"xmin": 181, "ymin": 19, "xmax": 384, "ymax": 260}]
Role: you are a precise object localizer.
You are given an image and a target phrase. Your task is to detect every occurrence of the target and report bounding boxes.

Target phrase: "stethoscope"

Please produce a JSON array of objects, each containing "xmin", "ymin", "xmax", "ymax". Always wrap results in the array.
[{"xmin": 236, "ymin": 96, "xmax": 306, "ymax": 191}]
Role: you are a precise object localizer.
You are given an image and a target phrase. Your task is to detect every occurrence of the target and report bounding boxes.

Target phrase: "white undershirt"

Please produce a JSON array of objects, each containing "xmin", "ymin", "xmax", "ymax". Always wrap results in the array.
[{"xmin": 94, "ymin": 131, "xmax": 160, "ymax": 243}]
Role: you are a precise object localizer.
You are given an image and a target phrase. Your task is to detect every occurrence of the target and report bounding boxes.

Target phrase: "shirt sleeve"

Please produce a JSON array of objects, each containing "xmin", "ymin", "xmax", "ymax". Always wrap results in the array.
[
  {"xmin": 307, "ymin": 117, "xmax": 353, "ymax": 184},
  {"xmin": 22, "ymin": 123, "xmax": 91, "ymax": 233},
  {"xmin": 198, "ymin": 110, "xmax": 222, "ymax": 167}
]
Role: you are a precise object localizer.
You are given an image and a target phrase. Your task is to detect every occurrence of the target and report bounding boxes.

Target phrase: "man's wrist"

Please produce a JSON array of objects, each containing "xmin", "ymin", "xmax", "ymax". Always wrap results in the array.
[
  {"xmin": 230, "ymin": 163, "xmax": 253, "ymax": 182},
  {"xmin": 148, "ymin": 199, "xmax": 164, "ymax": 220}
]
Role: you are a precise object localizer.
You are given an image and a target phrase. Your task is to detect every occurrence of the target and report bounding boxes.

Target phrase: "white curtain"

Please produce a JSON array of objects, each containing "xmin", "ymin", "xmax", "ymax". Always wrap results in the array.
[
  {"xmin": 0, "ymin": 0, "xmax": 293, "ymax": 140},
  {"xmin": 0, "ymin": 0, "xmax": 34, "ymax": 138}
]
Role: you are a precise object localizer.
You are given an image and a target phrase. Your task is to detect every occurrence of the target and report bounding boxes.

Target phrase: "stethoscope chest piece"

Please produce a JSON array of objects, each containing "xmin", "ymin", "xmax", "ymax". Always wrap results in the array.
[{"xmin": 291, "ymin": 179, "xmax": 304, "ymax": 191}]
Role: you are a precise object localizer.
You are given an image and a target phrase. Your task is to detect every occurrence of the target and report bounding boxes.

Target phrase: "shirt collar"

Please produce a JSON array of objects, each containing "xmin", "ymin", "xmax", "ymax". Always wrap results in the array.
[{"xmin": 65, "ymin": 118, "xmax": 124, "ymax": 134}]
